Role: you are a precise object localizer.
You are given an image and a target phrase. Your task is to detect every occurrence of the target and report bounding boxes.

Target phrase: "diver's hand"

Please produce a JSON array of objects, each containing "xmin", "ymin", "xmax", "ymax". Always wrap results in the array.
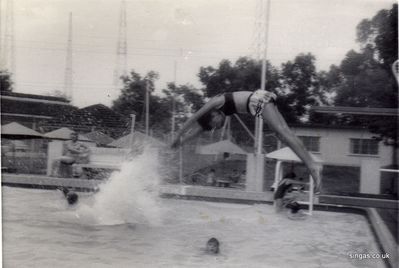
[{"xmin": 310, "ymin": 166, "xmax": 321, "ymax": 194}]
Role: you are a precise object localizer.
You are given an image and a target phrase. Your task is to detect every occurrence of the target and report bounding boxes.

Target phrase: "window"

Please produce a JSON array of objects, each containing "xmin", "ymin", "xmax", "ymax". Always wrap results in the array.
[
  {"xmin": 298, "ymin": 136, "xmax": 320, "ymax": 152},
  {"xmin": 350, "ymin": 139, "xmax": 379, "ymax": 155}
]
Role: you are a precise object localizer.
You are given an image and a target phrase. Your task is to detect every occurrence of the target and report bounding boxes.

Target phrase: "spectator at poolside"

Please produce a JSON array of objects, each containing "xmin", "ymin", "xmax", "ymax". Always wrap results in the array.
[
  {"xmin": 274, "ymin": 172, "xmax": 307, "ymax": 213},
  {"xmin": 229, "ymin": 169, "xmax": 241, "ymax": 184},
  {"xmin": 206, "ymin": 169, "xmax": 217, "ymax": 186},
  {"xmin": 51, "ymin": 132, "xmax": 90, "ymax": 178}
]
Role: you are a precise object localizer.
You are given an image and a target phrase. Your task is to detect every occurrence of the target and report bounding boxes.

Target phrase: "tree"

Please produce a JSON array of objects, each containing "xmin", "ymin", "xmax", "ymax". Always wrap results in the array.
[
  {"xmin": 198, "ymin": 57, "xmax": 277, "ymax": 97},
  {"xmin": 0, "ymin": 70, "xmax": 13, "ymax": 93},
  {"xmin": 112, "ymin": 70, "xmax": 205, "ymax": 138},
  {"xmin": 112, "ymin": 70, "xmax": 165, "ymax": 133},
  {"xmin": 331, "ymin": 4, "xmax": 398, "ymax": 166},
  {"xmin": 162, "ymin": 83, "xmax": 205, "ymax": 133},
  {"xmin": 356, "ymin": 4, "xmax": 398, "ymax": 70},
  {"xmin": 279, "ymin": 53, "xmax": 329, "ymax": 123}
]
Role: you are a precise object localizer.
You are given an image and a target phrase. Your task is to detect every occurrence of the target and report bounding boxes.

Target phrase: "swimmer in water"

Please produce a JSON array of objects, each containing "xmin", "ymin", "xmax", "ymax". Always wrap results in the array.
[
  {"xmin": 170, "ymin": 89, "xmax": 321, "ymax": 193},
  {"xmin": 206, "ymin": 237, "xmax": 220, "ymax": 254},
  {"xmin": 59, "ymin": 187, "xmax": 79, "ymax": 206}
]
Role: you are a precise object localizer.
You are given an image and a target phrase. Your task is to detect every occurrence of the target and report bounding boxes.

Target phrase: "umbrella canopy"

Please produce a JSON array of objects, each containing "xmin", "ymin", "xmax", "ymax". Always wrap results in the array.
[
  {"xmin": 109, "ymin": 131, "xmax": 165, "ymax": 148},
  {"xmin": 1, "ymin": 122, "xmax": 44, "ymax": 139},
  {"xmin": 266, "ymin": 147, "xmax": 323, "ymax": 163},
  {"xmin": 44, "ymin": 127, "xmax": 92, "ymax": 141},
  {"xmin": 196, "ymin": 139, "xmax": 247, "ymax": 155}
]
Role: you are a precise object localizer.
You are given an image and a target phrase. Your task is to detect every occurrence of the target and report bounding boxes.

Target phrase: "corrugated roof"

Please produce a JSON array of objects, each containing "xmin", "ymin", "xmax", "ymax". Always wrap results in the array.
[
  {"xmin": 196, "ymin": 139, "xmax": 247, "ymax": 155},
  {"xmin": 1, "ymin": 122, "xmax": 44, "ymax": 137},
  {"xmin": 44, "ymin": 127, "xmax": 93, "ymax": 141},
  {"xmin": 1, "ymin": 94, "xmax": 77, "ymax": 117},
  {"xmin": 1, "ymin": 91, "xmax": 70, "ymax": 102},
  {"xmin": 84, "ymin": 131, "xmax": 114, "ymax": 145},
  {"xmin": 45, "ymin": 104, "xmax": 129, "ymax": 136}
]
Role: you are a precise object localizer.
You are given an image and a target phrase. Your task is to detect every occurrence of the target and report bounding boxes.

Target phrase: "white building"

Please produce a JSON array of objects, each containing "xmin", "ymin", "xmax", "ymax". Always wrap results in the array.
[{"xmin": 290, "ymin": 125, "xmax": 395, "ymax": 195}]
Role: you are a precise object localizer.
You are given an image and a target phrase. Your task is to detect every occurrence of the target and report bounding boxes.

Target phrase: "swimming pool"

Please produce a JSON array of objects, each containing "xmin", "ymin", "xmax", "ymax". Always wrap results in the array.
[{"xmin": 2, "ymin": 186, "xmax": 385, "ymax": 268}]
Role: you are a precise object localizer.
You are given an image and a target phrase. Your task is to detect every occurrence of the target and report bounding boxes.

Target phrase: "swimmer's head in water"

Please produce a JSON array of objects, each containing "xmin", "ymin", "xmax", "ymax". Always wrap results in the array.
[
  {"xmin": 206, "ymin": 237, "xmax": 220, "ymax": 254},
  {"xmin": 66, "ymin": 192, "xmax": 79, "ymax": 205}
]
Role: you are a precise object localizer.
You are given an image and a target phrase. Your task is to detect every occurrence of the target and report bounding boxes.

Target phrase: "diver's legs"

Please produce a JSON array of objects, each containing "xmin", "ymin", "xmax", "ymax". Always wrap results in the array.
[{"xmin": 261, "ymin": 103, "xmax": 321, "ymax": 192}]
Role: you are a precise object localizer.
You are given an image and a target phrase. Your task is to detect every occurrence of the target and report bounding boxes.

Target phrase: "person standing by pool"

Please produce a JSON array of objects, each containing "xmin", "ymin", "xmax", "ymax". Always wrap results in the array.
[
  {"xmin": 51, "ymin": 132, "xmax": 90, "ymax": 177},
  {"xmin": 170, "ymin": 89, "xmax": 321, "ymax": 192}
]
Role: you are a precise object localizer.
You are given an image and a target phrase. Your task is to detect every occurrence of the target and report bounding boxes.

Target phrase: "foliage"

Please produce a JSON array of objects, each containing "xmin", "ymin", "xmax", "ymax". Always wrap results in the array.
[
  {"xmin": 356, "ymin": 3, "xmax": 398, "ymax": 69},
  {"xmin": 0, "ymin": 70, "xmax": 13, "ymax": 92},
  {"xmin": 330, "ymin": 4, "xmax": 398, "ymax": 150},
  {"xmin": 112, "ymin": 70, "xmax": 205, "ymax": 137},
  {"xmin": 280, "ymin": 53, "xmax": 329, "ymax": 122}
]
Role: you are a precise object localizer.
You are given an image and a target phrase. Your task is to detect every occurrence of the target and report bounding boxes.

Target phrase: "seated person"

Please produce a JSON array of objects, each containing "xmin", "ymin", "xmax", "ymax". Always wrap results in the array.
[
  {"xmin": 274, "ymin": 173, "xmax": 307, "ymax": 213},
  {"xmin": 229, "ymin": 169, "xmax": 241, "ymax": 184},
  {"xmin": 286, "ymin": 201, "xmax": 307, "ymax": 220},
  {"xmin": 51, "ymin": 132, "xmax": 90, "ymax": 177},
  {"xmin": 206, "ymin": 169, "xmax": 217, "ymax": 186}
]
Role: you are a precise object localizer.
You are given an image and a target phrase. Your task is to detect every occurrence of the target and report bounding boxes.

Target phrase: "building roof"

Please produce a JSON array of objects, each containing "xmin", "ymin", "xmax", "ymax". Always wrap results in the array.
[
  {"xmin": 1, "ymin": 91, "xmax": 70, "ymax": 102},
  {"xmin": 46, "ymin": 104, "xmax": 129, "ymax": 136},
  {"xmin": 266, "ymin": 147, "xmax": 323, "ymax": 163},
  {"xmin": 1, "ymin": 91, "xmax": 77, "ymax": 119},
  {"xmin": 109, "ymin": 131, "xmax": 165, "ymax": 148},
  {"xmin": 196, "ymin": 139, "xmax": 248, "ymax": 155},
  {"xmin": 311, "ymin": 106, "xmax": 398, "ymax": 116},
  {"xmin": 44, "ymin": 127, "xmax": 93, "ymax": 141},
  {"xmin": 84, "ymin": 131, "xmax": 115, "ymax": 146},
  {"xmin": 1, "ymin": 122, "xmax": 44, "ymax": 138}
]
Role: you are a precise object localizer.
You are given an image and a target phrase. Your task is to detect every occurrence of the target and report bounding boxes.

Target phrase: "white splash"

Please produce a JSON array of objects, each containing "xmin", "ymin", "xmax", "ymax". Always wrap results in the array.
[{"xmin": 77, "ymin": 147, "xmax": 163, "ymax": 226}]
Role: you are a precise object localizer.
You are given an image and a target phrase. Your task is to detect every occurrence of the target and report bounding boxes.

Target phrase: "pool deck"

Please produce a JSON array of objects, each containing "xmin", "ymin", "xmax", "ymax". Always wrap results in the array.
[{"xmin": 1, "ymin": 173, "xmax": 398, "ymax": 268}]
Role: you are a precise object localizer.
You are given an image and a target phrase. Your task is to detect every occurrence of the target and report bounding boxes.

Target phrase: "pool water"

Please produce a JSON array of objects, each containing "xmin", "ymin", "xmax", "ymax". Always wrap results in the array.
[
  {"xmin": 2, "ymin": 150, "xmax": 386, "ymax": 268},
  {"xmin": 2, "ymin": 186, "xmax": 385, "ymax": 268}
]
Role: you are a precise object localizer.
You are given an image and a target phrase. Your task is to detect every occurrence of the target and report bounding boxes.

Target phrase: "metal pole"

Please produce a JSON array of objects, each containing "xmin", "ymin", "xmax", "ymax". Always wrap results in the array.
[
  {"xmin": 256, "ymin": 0, "xmax": 271, "ymax": 155},
  {"xmin": 233, "ymin": 114, "xmax": 256, "ymax": 141},
  {"xmin": 129, "ymin": 114, "xmax": 136, "ymax": 149},
  {"xmin": 171, "ymin": 61, "xmax": 177, "ymax": 142},
  {"xmin": 145, "ymin": 80, "xmax": 150, "ymax": 136},
  {"xmin": 179, "ymin": 137, "xmax": 183, "ymax": 184}
]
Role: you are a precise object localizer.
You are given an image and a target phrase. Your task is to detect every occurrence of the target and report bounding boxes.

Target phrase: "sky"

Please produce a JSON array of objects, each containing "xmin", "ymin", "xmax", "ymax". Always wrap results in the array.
[{"xmin": 1, "ymin": 0, "xmax": 396, "ymax": 107}]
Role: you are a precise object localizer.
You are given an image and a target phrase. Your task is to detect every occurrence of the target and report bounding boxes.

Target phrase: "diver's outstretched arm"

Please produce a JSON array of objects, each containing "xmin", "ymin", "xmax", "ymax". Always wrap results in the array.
[
  {"xmin": 176, "ymin": 125, "xmax": 204, "ymax": 148},
  {"xmin": 170, "ymin": 96, "xmax": 224, "ymax": 148},
  {"xmin": 262, "ymin": 103, "xmax": 321, "ymax": 192}
]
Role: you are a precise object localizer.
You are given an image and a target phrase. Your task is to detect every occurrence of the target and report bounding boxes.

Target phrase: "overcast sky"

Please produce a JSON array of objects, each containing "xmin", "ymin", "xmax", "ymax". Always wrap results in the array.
[{"xmin": 2, "ymin": 0, "xmax": 395, "ymax": 107}]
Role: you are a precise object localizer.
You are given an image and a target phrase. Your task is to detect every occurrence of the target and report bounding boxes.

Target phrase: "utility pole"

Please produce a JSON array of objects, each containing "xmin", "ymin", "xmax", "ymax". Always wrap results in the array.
[
  {"xmin": 171, "ymin": 61, "xmax": 177, "ymax": 142},
  {"xmin": 145, "ymin": 80, "xmax": 150, "ymax": 136},
  {"xmin": 129, "ymin": 114, "xmax": 136, "ymax": 149},
  {"xmin": 64, "ymin": 12, "xmax": 73, "ymax": 101}
]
